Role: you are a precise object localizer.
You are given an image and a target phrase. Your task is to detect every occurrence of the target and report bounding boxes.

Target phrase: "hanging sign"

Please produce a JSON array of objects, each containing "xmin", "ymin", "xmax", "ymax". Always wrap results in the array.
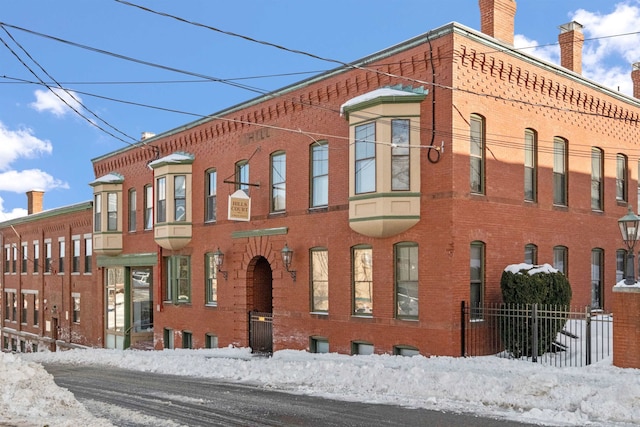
[{"xmin": 228, "ymin": 190, "xmax": 251, "ymax": 221}]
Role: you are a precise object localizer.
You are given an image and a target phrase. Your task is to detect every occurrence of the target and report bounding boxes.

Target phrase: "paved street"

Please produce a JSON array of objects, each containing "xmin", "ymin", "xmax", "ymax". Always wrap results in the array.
[{"xmin": 44, "ymin": 363, "xmax": 542, "ymax": 427}]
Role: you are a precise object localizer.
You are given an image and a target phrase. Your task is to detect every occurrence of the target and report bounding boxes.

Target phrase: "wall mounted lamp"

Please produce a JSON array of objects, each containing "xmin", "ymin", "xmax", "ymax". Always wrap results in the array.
[
  {"xmin": 281, "ymin": 243, "xmax": 296, "ymax": 282},
  {"xmin": 213, "ymin": 248, "xmax": 228, "ymax": 280}
]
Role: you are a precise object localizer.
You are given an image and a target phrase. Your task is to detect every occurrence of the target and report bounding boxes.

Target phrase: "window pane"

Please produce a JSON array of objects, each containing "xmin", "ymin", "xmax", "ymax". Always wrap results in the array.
[
  {"xmin": 311, "ymin": 142, "xmax": 329, "ymax": 207},
  {"xmin": 470, "ymin": 242, "xmax": 484, "ymax": 319},
  {"xmin": 271, "ymin": 153, "xmax": 286, "ymax": 212},
  {"xmin": 353, "ymin": 248, "xmax": 373, "ymax": 315},
  {"xmin": 157, "ymin": 178, "xmax": 166, "ymax": 223},
  {"xmin": 144, "ymin": 186, "xmax": 153, "ymax": 229},
  {"xmin": 524, "ymin": 130, "xmax": 536, "ymax": 201},
  {"xmin": 396, "ymin": 244, "xmax": 418, "ymax": 318},
  {"xmin": 206, "ymin": 170, "xmax": 217, "ymax": 222},
  {"xmin": 175, "ymin": 175, "xmax": 186, "ymax": 222},
  {"xmin": 206, "ymin": 253, "xmax": 217, "ymax": 304},
  {"xmin": 355, "ymin": 123, "xmax": 375, "ymax": 194},
  {"xmin": 391, "ymin": 120, "xmax": 410, "ymax": 191},
  {"xmin": 591, "ymin": 249, "xmax": 603, "ymax": 309},
  {"xmin": 470, "ymin": 116, "xmax": 484, "ymax": 194},
  {"xmin": 591, "ymin": 149, "xmax": 603, "ymax": 210},
  {"xmin": 311, "ymin": 250, "xmax": 328, "ymax": 312},
  {"xmin": 129, "ymin": 189, "xmax": 137, "ymax": 231},
  {"xmin": 132, "ymin": 267, "xmax": 153, "ymax": 332}
]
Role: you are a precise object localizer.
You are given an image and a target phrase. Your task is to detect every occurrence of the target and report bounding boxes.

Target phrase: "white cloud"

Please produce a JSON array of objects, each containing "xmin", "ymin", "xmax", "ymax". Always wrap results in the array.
[
  {"xmin": 571, "ymin": 1, "xmax": 640, "ymax": 95},
  {"xmin": 29, "ymin": 88, "xmax": 83, "ymax": 117},
  {"xmin": 0, "ymin": 170, "xmax": 69, "ymax": 193},
  {"xmin": 514, "ymin": 34, "xmax": 559, "ymax": 65},
  {"xmin": 0, "ymin": 196, "xmax": 28, "ymax": 221},
  {"xmin": 0, "ymin": 122, "xmax": 52, "ymax": 171}
]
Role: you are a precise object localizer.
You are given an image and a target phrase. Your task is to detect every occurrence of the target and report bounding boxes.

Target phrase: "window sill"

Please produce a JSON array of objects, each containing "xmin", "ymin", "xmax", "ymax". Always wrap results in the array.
[
  {"xmin": 351, "ymin": 314, "xmax": 373, "ymax": 319},
  {"xmin": 205, "ymin": 303, "xmax": 218, "ymax": 308},
  {"xmin": 396, "ymin": 317, "xmax": 419, "ymax": 322},
  {"xmin": 310, "ymin": 311, "xmax": 328, "ymax": 316}
]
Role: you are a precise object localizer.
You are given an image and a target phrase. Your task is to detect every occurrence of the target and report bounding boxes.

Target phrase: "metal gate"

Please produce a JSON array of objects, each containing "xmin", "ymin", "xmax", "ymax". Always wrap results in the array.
[{"xmin": 249, "ymin": 311, "xmax": 273, "ymax": 354}]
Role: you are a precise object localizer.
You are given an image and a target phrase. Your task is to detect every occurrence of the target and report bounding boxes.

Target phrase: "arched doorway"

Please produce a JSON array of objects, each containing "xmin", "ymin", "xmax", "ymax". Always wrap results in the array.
[{"xmin": 248, "ymin": 256, "xmax": 273, "ymax": 353}]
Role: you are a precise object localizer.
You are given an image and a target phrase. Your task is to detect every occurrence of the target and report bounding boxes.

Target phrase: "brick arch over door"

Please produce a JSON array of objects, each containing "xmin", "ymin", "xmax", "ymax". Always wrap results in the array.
[{"xmin": 246, "ymin": 255, "xmax": 273, "ymax": 313}]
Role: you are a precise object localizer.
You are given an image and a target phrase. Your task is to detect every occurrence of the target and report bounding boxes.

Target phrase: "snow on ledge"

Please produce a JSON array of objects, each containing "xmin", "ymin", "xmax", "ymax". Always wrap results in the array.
[{"xmin": 504, "ymin": 263, "xmax": 558, "ymax": 275}]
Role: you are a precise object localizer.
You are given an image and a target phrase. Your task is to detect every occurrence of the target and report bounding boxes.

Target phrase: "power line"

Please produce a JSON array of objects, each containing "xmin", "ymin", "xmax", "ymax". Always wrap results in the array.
[
  {"xmin": 0, "ymin": 26, "xmax": 138, "ymax": 145},
  {"xmin": 0, "ymin": 70, "xmax": 328, "ymax": 86}
]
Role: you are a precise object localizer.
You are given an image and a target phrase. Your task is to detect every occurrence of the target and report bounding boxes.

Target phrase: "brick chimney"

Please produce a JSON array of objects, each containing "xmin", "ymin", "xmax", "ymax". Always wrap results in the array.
[
  {"xmin": 558, "ymin": 21, "xmax": 584, "ymax": 74},
  {"xmin": 26, "ymin": 190, "xmax": 44, "ymax": 215},
  {"xmin": 478, "ymin": 0, "xmax": 517, "ymax": 45},
  {"xmin": 632, "ymin": 63, "xmax": 640, "ymax": 99}
]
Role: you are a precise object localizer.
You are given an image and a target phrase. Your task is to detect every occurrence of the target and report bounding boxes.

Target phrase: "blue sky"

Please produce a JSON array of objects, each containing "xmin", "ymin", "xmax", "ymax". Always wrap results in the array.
[{"xmin": 1, "ymin": 0, "xmax": 639, "ymax": 219}]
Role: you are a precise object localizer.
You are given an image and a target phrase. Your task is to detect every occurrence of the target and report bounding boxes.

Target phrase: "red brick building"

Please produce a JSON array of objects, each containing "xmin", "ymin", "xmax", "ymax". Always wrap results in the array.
[
  {"xmin": 5, "ymin": 0, "xmax": 640, "ymax": 356},
  {"xmin": 0, "ymin": 191, "xmax": 99, "ymax": 351}
]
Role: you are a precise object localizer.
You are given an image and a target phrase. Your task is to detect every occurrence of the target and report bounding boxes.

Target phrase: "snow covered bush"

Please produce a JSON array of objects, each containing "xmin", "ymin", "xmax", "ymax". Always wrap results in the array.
[{"xmin": 499, "ymin": 264, "xmax": 572, "ymax": 358}]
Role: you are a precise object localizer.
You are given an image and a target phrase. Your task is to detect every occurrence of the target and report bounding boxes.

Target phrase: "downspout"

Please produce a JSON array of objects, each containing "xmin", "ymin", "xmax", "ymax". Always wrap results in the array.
[{"xmin": 426, "ymin": 31, "xmax": 441, "ymax": 164}]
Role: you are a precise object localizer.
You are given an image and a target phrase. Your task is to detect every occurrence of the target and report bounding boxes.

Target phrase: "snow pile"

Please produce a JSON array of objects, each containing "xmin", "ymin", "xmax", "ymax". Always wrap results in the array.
[
  {"xmin": 0, "ymin": 352, "xmax": 113, "ymax": 426},
  {"xmin": 18, "ymin": 347, "xmax": 640, "ymax": 426}
]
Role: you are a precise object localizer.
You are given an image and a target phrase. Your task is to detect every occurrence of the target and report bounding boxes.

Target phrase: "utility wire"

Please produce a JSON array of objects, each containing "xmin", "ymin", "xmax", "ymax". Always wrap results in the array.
[
  {"xmin": 4, "ymin": 74, "xmax": 639, "ymax": 161},
  {"xmin": 0, "ymin": 26, "xmax": 138, "ymax": 145},
  {"xmin": 1, "ymin": 20, "xmax": 637, "ymax": 130}
]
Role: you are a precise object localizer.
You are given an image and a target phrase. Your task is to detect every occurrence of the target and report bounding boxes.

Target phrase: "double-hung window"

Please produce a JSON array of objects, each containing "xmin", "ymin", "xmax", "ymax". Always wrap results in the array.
[
  {"xmin": 156, "ymin": 177, "xmax": 166, "ymax": 223},
  {"xmin": 470, "ymin": 241, "xmax": 485, "ymax": 320},
  {"xmin": 44, "ymin": 241, "xmax": 51, "ymax": 273},
  {"xmin": 395, "ymin": 242, "xmax": 418, "ymax": 319},
  {"xmin": 553, "ymin": 246, "xmax": 568, "ymax": 275},
  {"xmin": 311, "ymin": 248, "xmax": 328, "ymax": 313},
  {"xmin": 21, "ymin": 243, "xmax": 27, "ymax": 274},
  {"xmin": 391, "ymin": 120, "xmax": 410, "ymax": 190},
  {"xmin": 591, "ymin": 249, "xmax": 604, "ymax": 309},
  {"xmin": 470, "ymin": 115, "xmax": 485, "ymax": 194},
  {"xmin": 271, "ymin": 151, "xmax": 286, "ymax": 212},
  {"xmin": 174, "ymin": 175, "xmax": 186, "ymax": 221},
  {"xmin": 352, "ymin": 246, "xmax": 373, "ymax": 315},
  {"xmin": 617, "ymin": 153, "xmax": 628, "ymax": 202},
  {"xmin": 4, "ymin": 246, "xmax": 9, "ymax": 274},
  {"xmin": 58, "ymin": 239, "xmax": 65, "ymax": 273},
  {"xmin": 144, "ymin": 185, "xmax": 153, "ymax": 230},
  {"xmin": 33, "ymin": 241, "xmax": 39, "ymax": 273},
  {"xmin": 236, "ymin": 161, "xmax": 249, "ymax": 194},
  {"xmin": 524, "ymin": 129, "xmax": 537, "ymax": 202},
  {"xmin": 553, "ymin": 137, "xmax": 568, "ymax": 206},
  {"xmin": 355, "ymin": 123, "xmax": 376, "ymax": 194},
  {"xmin": 310, "ymin": 142, "xmax": 328, "ymax": 207},
  {"xmin": 72, "ymin": 238, "xmax": 80, "ymax": 273},
  {"xmin": 166, "ymin": 256, "xmax": 190, "ymax": 304},
  {"xmin": 616, "ymin": 249, "xmax": 627, "ymax": 283},
  {"xmin": 107, "ymin": 193, "xmax": 118, "ymax": 231},
  {"xmin": 591, "ymin": 148, "xmax": 604, "ymax": 211},
  {"xmin": 94, "ymin": 194, "xmax": 102, "ymax": 232},
  {"xmin": 205, "ymin": 169, "xmax": 217, "ymax": 222},
  {"xmin": 205, "ymin": 252, "xmax": 218, "ymax": 305},
  {"xmin": 524, "ymin": 244, "xmax": 538, "ymax": 265},
  {"xmin": 128, "ymin": 189, "xmax": 137, "ymax": 232},
  {"xmin": 84, "ymin": 236, "xmax": 92, "ymax": 273}
]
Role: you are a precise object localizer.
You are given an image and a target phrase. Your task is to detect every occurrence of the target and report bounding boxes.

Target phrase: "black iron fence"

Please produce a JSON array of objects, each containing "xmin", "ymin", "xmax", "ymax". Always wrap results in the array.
[
  {"xmin": 249, "ymin": 311, "xmax": 273, "ymax": 354},
  {"xmin": 461, "ymin": 302, "xmax": 612, "ymax": 367}
]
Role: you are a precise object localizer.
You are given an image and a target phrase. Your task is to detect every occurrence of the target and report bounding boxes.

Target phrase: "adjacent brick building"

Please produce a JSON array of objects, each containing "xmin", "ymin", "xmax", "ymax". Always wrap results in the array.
[
  {"xmin": 4, "ymin": 0, "xmax": 640, "ymax": 356},
  {"xmin": 0, "ymin": 191, "xmax": 99, "ymax": 351}
]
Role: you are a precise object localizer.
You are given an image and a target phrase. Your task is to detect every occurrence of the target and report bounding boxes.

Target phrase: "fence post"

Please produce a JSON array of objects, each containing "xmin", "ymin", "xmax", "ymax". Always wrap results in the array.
[
  {"xmin": 531, "ymin": 304, "xmax": 538, "ymax": 363},
  {"xmin": 585, "ymin": 306, "xmax": 592, "ymax": 366},
  {"xmin": 461, "ymin": 301, "xmax": 466, "ymax": 357}
]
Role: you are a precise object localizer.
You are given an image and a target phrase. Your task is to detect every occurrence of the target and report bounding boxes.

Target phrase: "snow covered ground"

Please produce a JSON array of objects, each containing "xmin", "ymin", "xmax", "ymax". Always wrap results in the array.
[{"xmin": 1, "ymin": 347, "xmax": 637, "ymax": 426}]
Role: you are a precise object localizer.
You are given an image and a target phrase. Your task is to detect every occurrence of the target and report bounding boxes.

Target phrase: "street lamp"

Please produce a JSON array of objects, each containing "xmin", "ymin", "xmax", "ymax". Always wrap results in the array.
[
  {"xmin": 281, "ymin": 243, "xmax": 296, "ymax": 282},
  {"xmin": 618, "ymin": 206, "xmax": 640, "ymax": 285},
  {"xmin": 212, "ymin": 248, "xmax": 228, "ymax": 280}
]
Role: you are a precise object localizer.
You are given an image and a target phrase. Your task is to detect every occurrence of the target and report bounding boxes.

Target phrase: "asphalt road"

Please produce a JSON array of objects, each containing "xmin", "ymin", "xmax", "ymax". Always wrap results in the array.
[{"xmin": 43, "ymin": 363, "xmax": 543, "ymax": 427}]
